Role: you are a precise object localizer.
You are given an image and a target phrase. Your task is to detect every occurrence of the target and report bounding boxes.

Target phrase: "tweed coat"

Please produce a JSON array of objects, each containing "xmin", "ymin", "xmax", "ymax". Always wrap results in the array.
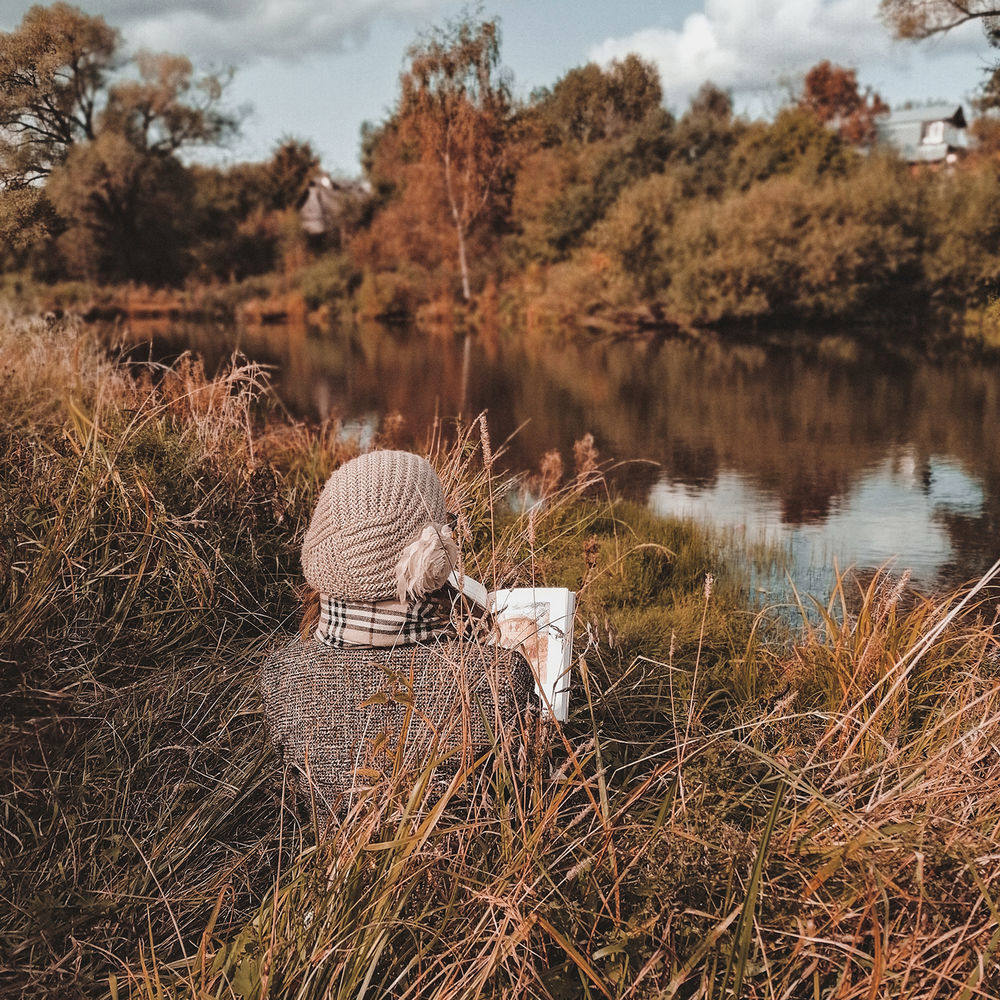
[{"xmin": 260, "ymin": 633, "xmax": 534, "ymax": 810}]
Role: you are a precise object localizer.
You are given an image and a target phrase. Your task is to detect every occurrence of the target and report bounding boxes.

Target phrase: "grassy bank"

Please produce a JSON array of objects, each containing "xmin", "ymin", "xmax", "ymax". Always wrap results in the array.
[
  {"xmin": 11, "ymin": 269, "xmax": 1000, "ymax": 361},
  {"xmin": 2, "ymin": 315, "xmax": 1000, "ymax": 998}
]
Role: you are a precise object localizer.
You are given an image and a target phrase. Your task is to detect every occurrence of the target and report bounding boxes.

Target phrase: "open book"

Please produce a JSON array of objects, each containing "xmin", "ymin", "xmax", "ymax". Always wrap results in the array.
[{"xmin": 449, "ymin": 572, "xmax": 575, "ymax": 722}]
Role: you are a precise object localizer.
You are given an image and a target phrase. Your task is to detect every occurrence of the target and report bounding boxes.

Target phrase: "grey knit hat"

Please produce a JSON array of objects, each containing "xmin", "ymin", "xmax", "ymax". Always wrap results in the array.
[{"xmin": 301, "ymin": 450, "xmax": 459, "ymax": 602}]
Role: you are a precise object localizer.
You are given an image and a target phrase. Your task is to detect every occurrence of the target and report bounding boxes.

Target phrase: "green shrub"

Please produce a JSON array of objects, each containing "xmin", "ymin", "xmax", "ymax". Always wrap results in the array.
[
  {"xmin": 297, "ymin": 253, "xmax": 360, "ymax": 310},
  {"xmin": 726, "ymin": 106, "xmax": 859, "ymax": 191},
  {"xmin": 586, "ymin": 171, "xmax": 684, "ymax": 300},
  {"xmin": 922, "ymin": 166, "xmax": 1000, "ymax": 308},
  {"xmin": 657, "ymin": 161, "xmax": 921, "ymax": 325}
]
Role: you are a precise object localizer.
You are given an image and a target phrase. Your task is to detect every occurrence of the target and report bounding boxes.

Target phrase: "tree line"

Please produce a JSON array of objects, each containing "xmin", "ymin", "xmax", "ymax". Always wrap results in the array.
[{"xmin": 2, "ymin": 2, "xmax": 1000, "ymax": 336}]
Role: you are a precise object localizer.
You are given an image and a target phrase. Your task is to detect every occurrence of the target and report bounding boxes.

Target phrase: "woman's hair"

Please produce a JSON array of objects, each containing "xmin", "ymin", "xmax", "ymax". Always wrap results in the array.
[{"xmin": 299, "ymin": 586, "xmax": 320, "ymax": 639}]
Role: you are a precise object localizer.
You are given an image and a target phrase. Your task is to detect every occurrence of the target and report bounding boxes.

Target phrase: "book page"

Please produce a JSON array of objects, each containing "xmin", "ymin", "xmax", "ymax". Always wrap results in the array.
[
  {"xmin": 449, "ymin": 573, "xmax": 575, "ymax": 721},
  {"xmin": 448, "ymin": 570, "xmax": 489, "ymax": 609},
  {"xmin": 496, "ymin": 613, "xmax": 550, "ymax": 678},
  {"xmin": 491, "ymin": 588, "xmax": 575, "ymax": 722}
]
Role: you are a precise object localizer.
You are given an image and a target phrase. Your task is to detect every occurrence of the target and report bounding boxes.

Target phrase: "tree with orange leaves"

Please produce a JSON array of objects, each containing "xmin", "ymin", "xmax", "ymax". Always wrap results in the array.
[
  {"xmin": 799, "ymin": 61, "xmax": 889, "ymax": 146},
  {"xmin": 397, "ymin": 14, "xmax": 512, "ymax": 302}
]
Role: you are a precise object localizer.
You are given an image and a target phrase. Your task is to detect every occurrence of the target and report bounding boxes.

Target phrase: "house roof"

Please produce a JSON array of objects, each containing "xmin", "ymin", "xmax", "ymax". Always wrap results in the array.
[
  {"xmin": 882, "ymin": 104, "xmax": 967, "ymax": 128},
  {"xmin": 299, "ymin": 173, "xmax": 372, "ymax": 235},
  {"xmin": 873, "ymin": 103, "xmax": 969, "ymax": 162}
]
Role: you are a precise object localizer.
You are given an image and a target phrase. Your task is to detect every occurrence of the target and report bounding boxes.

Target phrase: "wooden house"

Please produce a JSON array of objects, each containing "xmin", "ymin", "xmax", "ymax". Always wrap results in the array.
[
  {"xmin": 299, "ymin": 174, "xmax": 370, "ymax": 241},
  {"xmin": 875, "ymin": 104, "xmax": 968, "ymax": 165}
]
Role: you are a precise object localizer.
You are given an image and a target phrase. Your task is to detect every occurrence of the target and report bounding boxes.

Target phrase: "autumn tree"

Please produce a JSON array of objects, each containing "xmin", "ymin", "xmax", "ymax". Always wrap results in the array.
[
  {"xmin": 101, "ymin": 49, "xmax": 237, "ymax": 156},
  {"xmin": 667, "ymin": 83, "xmax": 744, "ymax": 198},
  {"xmin": 396, "ymin": 14, "xmax": 512, "ymax": 301},
  {"xmin": 260, "ymin": 138, "xmax": 319, "ymax": 211},
  {"xmin": 507, "ymin": 57, "xmax": 673, "ymax": 264},
  {"xmin": 46, "ymin": 131, "xmax": 194, "ymax": 281},
  {"xmin": 0, "ymin": 185, "xmax": 57, "ymax": 264},
  {"xmin": 0, "ymin": 2, "xmax": 118, "ymax": 187},
  {"xmin": 798, "ymin": 61, "xmax": 888, "ymax": 146},
  {"xmin": 881, "ymin": 0, "xmax": 1000, "ymax": 41},
  {"xmin": 508, "ymin": 109, "xmax": 675, "ymax": 264},
  {"xmin": 188, "ymin": 139, "xmax": 322, "ymax": 280},
  {"xmin": 0, "ymin": 3, "xmax": 237, "ymax": 281},
  {"xmin": 728, "ymin": 107, "xmax": 857, "ymax": 190},
  {"xmin": 530, "ymin": 54, "xmax": 665, "ymax": 144},
  {"xmin": 0, "ymin": 5, "xmax": 235, "ymax": 184},
  {"xmin": 967, "ymin": 63, "xmax": 1000, "ymax": 152}
]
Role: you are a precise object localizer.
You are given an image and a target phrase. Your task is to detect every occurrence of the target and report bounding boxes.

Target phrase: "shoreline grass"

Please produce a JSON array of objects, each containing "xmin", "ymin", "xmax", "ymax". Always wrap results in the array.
[
  {"xmin": 2, "ymin": 315, "xmax": 999, "ymax": 998},
  {"xmin": 6, "ymin": 271, "xmax": 1000, "ymax": 364}
]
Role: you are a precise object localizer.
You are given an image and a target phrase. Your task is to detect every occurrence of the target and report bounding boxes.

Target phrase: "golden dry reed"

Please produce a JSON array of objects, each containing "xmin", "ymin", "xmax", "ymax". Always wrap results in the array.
[{"xmin": 2, "ymin": 314, "xmax": 1000, "ymax": 999}]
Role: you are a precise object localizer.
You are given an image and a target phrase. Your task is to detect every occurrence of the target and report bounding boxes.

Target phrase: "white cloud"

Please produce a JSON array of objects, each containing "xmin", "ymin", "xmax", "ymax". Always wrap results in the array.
[
  {"xmin": 0, "ymin": 0, "xmax": 454, "ymax": 64},
  {"xmin": 587, "ymin": 0, "xmax": 988, "ymax": 111}
]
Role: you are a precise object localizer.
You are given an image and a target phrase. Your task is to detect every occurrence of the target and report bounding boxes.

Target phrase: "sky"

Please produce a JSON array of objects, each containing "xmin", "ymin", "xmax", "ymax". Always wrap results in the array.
[{"xmin": 2, "ymin": 0, "xmax": 996, "ymax": 174}]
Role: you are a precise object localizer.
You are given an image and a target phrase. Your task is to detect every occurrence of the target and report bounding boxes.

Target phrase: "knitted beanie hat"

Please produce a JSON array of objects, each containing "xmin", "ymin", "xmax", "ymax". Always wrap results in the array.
[{"xmin": 301, "ymin": 450, "xmax": 459, "ymax": 602}]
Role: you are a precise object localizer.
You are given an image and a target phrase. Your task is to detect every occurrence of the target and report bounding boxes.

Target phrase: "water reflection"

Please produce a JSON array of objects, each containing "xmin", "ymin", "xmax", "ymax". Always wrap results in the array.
[
  {"xmin": 650, "ymin": 451, "xmax": 986, "ymax": 597},
  {"xmin": 112, "ymin": 318, "xmax": 1000, "ymax": 595}
]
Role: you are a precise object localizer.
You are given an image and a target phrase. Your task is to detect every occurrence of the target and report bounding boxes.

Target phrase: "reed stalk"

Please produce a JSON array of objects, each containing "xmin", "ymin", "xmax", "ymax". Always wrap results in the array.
[{"xmin": 2, "ymin": 315, "xmax": 999, "ymax": 998}]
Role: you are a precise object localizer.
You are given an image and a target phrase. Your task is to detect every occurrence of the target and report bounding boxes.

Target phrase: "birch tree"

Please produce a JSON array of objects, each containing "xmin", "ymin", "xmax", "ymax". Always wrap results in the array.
[{"xmin": 397, "ymin": 15, "xmax": 511, "ymax": 302}]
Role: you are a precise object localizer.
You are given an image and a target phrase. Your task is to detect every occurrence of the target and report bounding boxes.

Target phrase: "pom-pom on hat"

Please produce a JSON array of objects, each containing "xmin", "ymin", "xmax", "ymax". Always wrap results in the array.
[{"xmin": 301, "ymin": 450, "xmax": 458, "ymax": 602}]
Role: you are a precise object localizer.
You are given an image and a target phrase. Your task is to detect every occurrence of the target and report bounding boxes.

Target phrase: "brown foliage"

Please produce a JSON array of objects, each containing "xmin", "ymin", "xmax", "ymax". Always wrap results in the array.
[
  {"xmin": 971, "ymin": 113, "xmax": 1000, "ymax": 154},
  {"xmin": 352, "ymin": 160, "xmax": 461, "ymax": 282},
  {"xmin": 394, "ymin": 15, "xmax": 513, "ymax": 301},
  {"xmin": 881, "ymin": 0, "xmax": 1000, "ymax": 40},
  {"xmin": 799, "ymin": 60, "xmax": 889, "ymax": 146},
  {"xmin": 0, "ymin": 2, "xmax": 117, "ymax": 186}
]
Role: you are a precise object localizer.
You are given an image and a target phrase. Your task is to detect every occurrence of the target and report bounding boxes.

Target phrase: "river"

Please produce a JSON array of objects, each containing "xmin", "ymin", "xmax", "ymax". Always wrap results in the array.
[{"xmin": 114, "ymin": 318, "xmax": 1000, "ymax": 601}]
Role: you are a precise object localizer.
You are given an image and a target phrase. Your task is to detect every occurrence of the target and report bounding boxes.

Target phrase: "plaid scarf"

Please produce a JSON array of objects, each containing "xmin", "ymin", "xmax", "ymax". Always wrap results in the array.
[{"xmin": 316, "ymin": 592, "xmax": 453, "ymax": 648}]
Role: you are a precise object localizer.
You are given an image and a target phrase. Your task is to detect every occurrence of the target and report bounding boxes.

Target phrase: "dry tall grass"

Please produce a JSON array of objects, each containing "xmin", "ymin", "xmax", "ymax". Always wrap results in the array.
[{"xmin": 2, "ymin": 315, "xmax": 999, "ymax": 998}]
